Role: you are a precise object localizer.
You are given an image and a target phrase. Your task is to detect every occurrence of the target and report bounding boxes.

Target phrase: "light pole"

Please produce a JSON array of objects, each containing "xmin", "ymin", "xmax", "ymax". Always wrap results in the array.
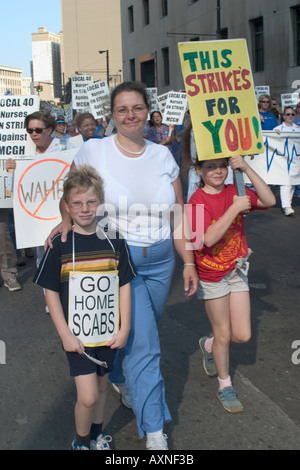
[{"xmin": 98, "ymin": 50, "xmax": 109, "ymax": 85}]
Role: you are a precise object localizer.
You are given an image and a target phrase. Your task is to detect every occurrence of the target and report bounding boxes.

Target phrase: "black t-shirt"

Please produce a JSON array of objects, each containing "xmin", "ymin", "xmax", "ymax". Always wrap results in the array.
[{"xmin": 34, "ymin": 230, "xmax": 136, "ymax": 322}]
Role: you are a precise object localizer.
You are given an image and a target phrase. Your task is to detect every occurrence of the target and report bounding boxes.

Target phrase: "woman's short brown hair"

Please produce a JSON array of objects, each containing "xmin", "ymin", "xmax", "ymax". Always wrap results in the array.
[{"xmin": 24, "ymin": 111, "xmax": 57, "ymax": 132}]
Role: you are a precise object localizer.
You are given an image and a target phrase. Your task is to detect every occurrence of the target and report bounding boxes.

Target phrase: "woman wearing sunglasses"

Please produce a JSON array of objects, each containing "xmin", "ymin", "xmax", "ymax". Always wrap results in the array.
[
  {"xmin": 258, "ymin": 94, "xmax": 278, "ymax": 130},
  {"xmin": 273, "ymin": 106, "xmax": 300, "ymax": 216},
  {"xmin": 5, "ymin": 112, "xmax": 74, "ymax": 276}
]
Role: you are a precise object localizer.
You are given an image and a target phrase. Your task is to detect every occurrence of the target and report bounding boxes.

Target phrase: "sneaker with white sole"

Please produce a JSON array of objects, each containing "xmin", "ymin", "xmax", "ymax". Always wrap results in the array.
[
  {"xmin": 199, "ymin": 336, "xmax": 217, "ymax": 376},
  {"xmin": 283, "ymin": 207, "xmax": 295, "ymax": 216},
  {"xmin": 90, "ymin": 433, "xmax": 112, "ymax": 450},
  {"xmin": 71, "ymin": 440, "xmax": 90, "ymax": 450},
  {"xmin": 4, "ymin": 277, "xmax": 21, "ymax": 292},
  {"xmin": 217, "ymin": 386, "xmax": 244, "ymax": 413},
  {"xmin": 112, "ymin": 382, "xmax": 132, "ymax": 408},
  {"xmin": 146, "ymin": 430, "xmax": 168, "ymax": 450}
]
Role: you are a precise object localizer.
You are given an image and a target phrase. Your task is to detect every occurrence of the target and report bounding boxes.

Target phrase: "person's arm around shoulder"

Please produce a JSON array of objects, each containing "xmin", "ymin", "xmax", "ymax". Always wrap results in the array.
[
  {"xmin": 231, "ymin": 155, "xmax": 276, "ymax": 208},
  {"xmin": 45, "ymin": 289, "xmax": 84, "ymax": 354},
  {"xmin": 44, "ymin": 161, "xmax": 77, "ymax": 249},
  {"xmin": 106, "ymin": 282, "xmax": 131, "ymax": 349},
  {"xmin": 172, "ymin": 177, "xmax": 199, "ymax": 297}
]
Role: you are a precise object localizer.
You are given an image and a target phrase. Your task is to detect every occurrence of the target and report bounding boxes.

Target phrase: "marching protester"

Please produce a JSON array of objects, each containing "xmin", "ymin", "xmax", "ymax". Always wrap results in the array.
[
  {"xmin": 5, "ymin": 111, "xmax": 70, "ymax": 268},
  {"xmin": 75, "ymin": 113, "xmax": 101, "ymax": 141},
  {"xmin": 0, "ymin": 206, "xmax": 21, "ymax": 291},
  {"xmin": 46, "ymin": 81, "xmax": 198, "ymax": 450},
  {"xmin": 273, "ymin": 106, "xmax": 300, "ymax": 216},
  {"xmin": 52, "ymin": 115, "xmax": 71, "ymax": 140},
  {"xmin": 66, "ymin": 120, "xmax": 79, "ymax": 137},
  {"xmin": 34, "ymin": 165, "xmax": 135, "ymax": 450},
  {"xmin": 258, "ymin": 94, "xmax": 278, "ymax": 130},
  {"xmin": 146, "ymin": 110, "xmax": 174, "ymax": 153},
  {"xmin": 187, "ymin": 155, "xmax": 275, "ymax": 413}
]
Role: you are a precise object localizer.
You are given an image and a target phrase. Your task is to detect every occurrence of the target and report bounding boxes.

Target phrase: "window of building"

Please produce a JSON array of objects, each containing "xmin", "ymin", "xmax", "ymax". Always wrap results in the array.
[
  {"xmin": 141, "ymin": 60, "xmax": 155, "ymax": 87},
  {"xmin": 128, "ymin": 6, "xmax": 134, "ymax": 33},
  {"xmin": 250, "ymin": 17, "xmax": 264, "ymax": 72},
  {"xmin": 292, "ymin": 6, "xmax": 300, "ymax": 66},
  {"xmin": 161, "ymin": 0, "xmax": 168, "ymax": 17},
  {"xmin": 220, "ymin": 28, "xmax": 228, "ymax": 39},
  {"xmin": 130, "ymin": 58, "xmax": 136, "ymax": 81},
  {"xmin": 143, "ymin": 0, "xmax": 150, "ymax": 25},
  {"xmin": 162, "ymin": 47, "xmax": 170, "ymax": 86}
]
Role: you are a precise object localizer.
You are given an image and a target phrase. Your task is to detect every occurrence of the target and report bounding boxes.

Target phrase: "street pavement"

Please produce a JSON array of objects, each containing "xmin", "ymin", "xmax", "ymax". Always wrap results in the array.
[{"xmin": 0, "ymin": 187, "xmax": 300, "ymax": 451}]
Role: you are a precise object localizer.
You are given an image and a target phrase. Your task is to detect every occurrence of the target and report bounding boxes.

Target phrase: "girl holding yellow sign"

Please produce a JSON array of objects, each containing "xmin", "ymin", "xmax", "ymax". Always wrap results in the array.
[{"xmin": 188, "ymin": 155, "xmax": 275, "ymax": 413}]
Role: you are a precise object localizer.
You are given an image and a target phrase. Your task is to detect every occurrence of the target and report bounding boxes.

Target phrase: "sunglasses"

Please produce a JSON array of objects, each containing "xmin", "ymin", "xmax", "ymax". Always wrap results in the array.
[
  {"xmin": 202, "ymin": 162, "xmax": 228, "ymax": 171},
  {"xmin": 285, "ymin": 113, "xmax": 295, "ymax": 116},
  {"xmin": 260, "ymin": 100, "xmax": 270, "ymax": 104},
  {"xmin": 27, "ymin": 127, "xmax": 47, "ymax": 134}
]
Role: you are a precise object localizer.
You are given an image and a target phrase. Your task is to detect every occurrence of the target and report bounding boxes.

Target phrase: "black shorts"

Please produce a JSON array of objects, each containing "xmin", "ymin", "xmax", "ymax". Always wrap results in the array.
[{"xmin": 65, "ymin": 346, "xmax": 116, "ymax": 377}]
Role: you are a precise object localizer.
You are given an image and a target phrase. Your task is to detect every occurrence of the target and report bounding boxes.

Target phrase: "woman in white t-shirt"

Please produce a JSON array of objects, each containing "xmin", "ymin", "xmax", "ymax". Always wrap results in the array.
[
  {"xmin": 273, "ymin": 106, "xmax": 300, "ymax": 216},
  {"xmin": 47, "ymin": 82, "xmax": 198, "ymax": 450}
]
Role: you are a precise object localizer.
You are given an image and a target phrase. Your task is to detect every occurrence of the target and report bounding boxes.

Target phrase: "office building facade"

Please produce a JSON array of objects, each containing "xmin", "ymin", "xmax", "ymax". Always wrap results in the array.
[{"xmin": 120, "ymin": 0, "xmax": 300, "ymax": 99}]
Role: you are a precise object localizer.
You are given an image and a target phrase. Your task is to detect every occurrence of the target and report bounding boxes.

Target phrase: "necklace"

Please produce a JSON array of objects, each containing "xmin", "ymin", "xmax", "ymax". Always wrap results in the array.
[{"xmin": 115, "ymin": 135, "xmax": 146, "ymax": 155}]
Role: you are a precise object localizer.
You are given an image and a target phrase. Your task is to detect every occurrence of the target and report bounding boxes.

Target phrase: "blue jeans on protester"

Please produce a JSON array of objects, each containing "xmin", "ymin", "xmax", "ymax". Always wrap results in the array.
[{"xmin": 109, "ymin": 237, "xmax": 175, "ymax": 437}]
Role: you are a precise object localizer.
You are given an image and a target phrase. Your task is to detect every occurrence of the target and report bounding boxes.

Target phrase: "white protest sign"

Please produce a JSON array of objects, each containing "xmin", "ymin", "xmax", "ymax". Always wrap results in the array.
[
  {"xmin": 0, "ymin": 95, "xmax": 40, "ymax": 158},
  {"xmin": 156, "ymin": 92, "xmax": 170, "ymax": 116},
  {"xmin": 68, "ymin": 271, "xmax": 119, "ymax": 347},
  {"xmin": 71, "ymin": 75, "xmax": 93, "ymax": 111},
  {"xmin": 254, "ymin": 86, "xmax": 270, "ymax": 100},
  {"xmin": 65, "ymin": 103, "xmax": 73, "ymax": 122},
  {"xmin": 146, "ymin": 88, "xmax": 158, "ymax": 113},
  {"xmin": 281, "ymin": 93, "xmax": 300, "ymax": 109},
  {"xmin": 13, "ymin": 148, "xmax": 78, "ymax": 249},
  {"xmin": 244, "ymin": 132, "xmax": 300, "ymax": 185},
  {"xmin": 86, "ymin": 80, "xmax": 110, "ymax": 119},
  {"xmin": 162, "ymin": 91, "xmax": 187, "ymax": 125}
]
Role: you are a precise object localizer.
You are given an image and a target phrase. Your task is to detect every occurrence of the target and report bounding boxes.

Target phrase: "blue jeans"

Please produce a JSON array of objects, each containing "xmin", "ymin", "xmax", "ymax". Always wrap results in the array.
[
  {"xmin": 109, "ymin": 237, "xmax": 175, "ymax": 437},
  {"xmin": 294, "ymin": 185, "xmax": 300, "ymax": 196}
]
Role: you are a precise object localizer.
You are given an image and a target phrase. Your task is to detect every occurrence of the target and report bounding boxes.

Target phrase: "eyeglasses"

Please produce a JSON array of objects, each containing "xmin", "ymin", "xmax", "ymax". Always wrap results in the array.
[
  {"xmin": 284, "ymin": 113, "xmax": 295, "ymax": 116},
  {"xmin": 113, "ymin": 105, "xmax": 148, "ymax": 116},
  {"xmin": 69, "ymin": 199, "xmax": 99, "ymax": 210},
  {"xmin": 202, "ymin": 163, "xmax": 228, "ymax": 172},
  {"xmin": 27, "ymin": 127, "xmax": 46, "ymax": 134},
  {"xmin": 260, "ymin": 100, "xmax": 270, "ymax": 104}
]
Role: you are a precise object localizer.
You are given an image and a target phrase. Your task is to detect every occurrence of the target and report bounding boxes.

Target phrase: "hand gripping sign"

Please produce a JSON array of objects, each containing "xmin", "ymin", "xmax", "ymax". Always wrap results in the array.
[{"xmin": 68, "ymin": 271, "xmax": 120, "ymax": 347}]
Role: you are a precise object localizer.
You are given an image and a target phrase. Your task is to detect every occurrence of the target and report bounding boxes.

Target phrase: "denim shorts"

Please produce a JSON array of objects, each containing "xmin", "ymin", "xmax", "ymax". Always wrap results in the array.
[
  {"xmin": 65, "ymin": 346, "xmax": 116, "ymax": 377},
  {"xmin": 197, "ymin": 268, "xmax": 249, "ymax": 300}
]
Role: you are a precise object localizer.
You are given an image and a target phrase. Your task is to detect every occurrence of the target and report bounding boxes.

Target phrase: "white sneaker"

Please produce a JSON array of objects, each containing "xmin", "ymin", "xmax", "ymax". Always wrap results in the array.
[
  {"xmin": 283, "ymin": 207, "xmax": 295, "ymax": 216},
  {"xmin": 4, "ymin": 277, "xmax": 21, "ymax": 292},
  {"xmin": 90, "ymin": 433, "xmax": 112, "ymax": 450},
  {"xmin": 146, "ymin": 430, "xmax": 168, "ymax": 450},
  {"xmin": 112, "ymin": 382, "xmax": 132, "ymax": 408}
]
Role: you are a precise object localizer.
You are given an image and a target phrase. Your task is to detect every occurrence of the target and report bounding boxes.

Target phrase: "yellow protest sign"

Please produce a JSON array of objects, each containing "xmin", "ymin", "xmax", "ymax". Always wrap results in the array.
[{"xmin": 178, "ymin": 39, "xmax": 263, "ymax": 160}]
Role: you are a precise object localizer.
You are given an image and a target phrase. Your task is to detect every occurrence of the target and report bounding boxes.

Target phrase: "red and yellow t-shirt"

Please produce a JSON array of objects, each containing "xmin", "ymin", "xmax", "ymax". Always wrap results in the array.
[{"xmin": 188, "ymin": 184, "xmax": 260, "ymax": 282}]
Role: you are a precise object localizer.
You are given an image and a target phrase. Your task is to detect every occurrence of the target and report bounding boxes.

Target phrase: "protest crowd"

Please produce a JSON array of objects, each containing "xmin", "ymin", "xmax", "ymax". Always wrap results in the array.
[{"xmin": 1, "ymin": 45, "xmax": 300, "ymax": 450}]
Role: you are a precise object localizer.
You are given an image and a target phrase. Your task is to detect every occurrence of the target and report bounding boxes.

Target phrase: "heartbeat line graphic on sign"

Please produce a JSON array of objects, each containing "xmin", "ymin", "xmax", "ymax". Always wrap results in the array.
[{"xmin": 264, "ymin": 136, "xmax": 300, "ymax": 174}]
